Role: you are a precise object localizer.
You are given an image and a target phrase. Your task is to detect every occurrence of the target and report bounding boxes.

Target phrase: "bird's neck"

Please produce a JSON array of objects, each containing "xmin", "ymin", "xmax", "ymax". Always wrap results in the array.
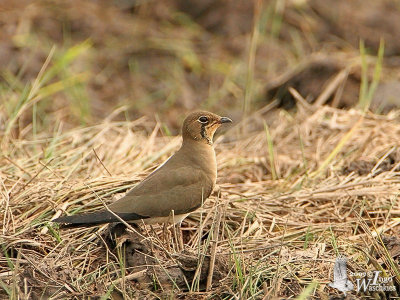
[{"xmin": 180, "ymin": 139, "xmax": 217, "ymax": 177}]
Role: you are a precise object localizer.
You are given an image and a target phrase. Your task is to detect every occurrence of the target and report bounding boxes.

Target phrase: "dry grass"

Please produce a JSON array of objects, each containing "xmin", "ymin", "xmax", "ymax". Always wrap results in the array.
[
  {"xmin": 2, "ymin": 0, "xmax": 400, "ymax": 298},
  {"xmin": 1, "ymin": 103, "xmax": 400, "ymax": 299}
]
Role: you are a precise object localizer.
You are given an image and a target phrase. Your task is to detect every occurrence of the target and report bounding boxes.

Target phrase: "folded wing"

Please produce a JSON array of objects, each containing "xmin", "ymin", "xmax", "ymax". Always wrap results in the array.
[{"xmin": 54, "ymin": 164, "xmax": 214, "ymax": 226}]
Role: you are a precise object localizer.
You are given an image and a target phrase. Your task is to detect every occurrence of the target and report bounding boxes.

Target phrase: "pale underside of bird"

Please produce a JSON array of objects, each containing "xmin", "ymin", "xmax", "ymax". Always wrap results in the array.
[
  {"xmin": 53, "ymin": 111, "xmax": 232, "ymax": 227},
  {"xmin": 328, "ymin": 256, "xmax": 354, "ymax": 296}
]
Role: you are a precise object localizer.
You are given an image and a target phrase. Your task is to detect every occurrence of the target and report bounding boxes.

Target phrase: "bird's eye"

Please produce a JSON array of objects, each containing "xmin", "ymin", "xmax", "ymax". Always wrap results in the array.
[{"xmin": 198, "ymin": 116, "xmax": 209, "ymax": 123}]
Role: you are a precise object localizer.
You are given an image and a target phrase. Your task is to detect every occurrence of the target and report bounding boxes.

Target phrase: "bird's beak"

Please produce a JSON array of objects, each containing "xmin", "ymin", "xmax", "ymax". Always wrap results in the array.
[{"xmin": 219, "ymin": 117, "xmax": 233, "ymax": 124}]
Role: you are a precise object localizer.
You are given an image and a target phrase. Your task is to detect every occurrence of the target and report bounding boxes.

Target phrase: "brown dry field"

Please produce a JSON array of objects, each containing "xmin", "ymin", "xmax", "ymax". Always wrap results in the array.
[{"xmin": 1, "ymin": 0, "xmax": 400, "ymax": 299}]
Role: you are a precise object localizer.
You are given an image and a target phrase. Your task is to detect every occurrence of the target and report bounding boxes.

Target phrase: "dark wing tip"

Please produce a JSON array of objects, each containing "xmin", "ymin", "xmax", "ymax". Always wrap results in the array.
[
  {"xmin": 53, "ymin": 211, "xmax": 149, "ymax": 227},
  {"xmin": 53, "ymin": 215, "xmax": 72, "ymax": 223}
]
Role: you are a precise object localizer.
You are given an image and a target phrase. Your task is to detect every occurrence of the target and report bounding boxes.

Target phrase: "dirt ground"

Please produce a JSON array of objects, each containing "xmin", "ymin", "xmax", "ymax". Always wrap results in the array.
[
  {"xmin": 2, "ymin": 0, "xmax": 400, "ymax": 128},
  {"xmin": 1, "ymin": 0, "xmax": 400, "ymax": 299}
]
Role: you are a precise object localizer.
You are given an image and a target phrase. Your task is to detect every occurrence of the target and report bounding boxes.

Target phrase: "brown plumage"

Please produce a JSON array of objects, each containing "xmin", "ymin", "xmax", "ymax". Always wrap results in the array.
[{"xmin": 53, "ymin": 111, "xmax": 232, "ymax": 226}]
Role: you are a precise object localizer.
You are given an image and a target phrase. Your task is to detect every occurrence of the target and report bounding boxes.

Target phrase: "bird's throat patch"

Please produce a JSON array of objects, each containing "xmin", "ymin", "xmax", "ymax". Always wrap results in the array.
[{"xmin": 200, "ymin": 124, "xmax": 212, "ymax": 145}]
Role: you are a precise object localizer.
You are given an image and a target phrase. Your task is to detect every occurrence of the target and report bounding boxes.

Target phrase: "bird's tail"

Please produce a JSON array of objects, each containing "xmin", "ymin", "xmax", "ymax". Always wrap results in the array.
[{"xmin": 53, "ymin": 210, "xmax": 148, "ymax": 228}]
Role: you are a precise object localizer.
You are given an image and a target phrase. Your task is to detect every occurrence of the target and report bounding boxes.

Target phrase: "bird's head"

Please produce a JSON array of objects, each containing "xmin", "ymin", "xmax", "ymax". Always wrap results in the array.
[{"xmin": 182, "ymin": 111, "xmax": 232, "ymax": 145}]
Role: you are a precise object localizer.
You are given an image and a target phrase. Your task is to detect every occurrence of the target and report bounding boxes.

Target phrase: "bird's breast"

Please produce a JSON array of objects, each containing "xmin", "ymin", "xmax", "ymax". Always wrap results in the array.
[
  {"xmin": 181, "ymin": 142, "xmax": 217, "ymax": 179},
  {"xmin": 196, "ymin": 148, "xmax": 217, "ymax": 186}
]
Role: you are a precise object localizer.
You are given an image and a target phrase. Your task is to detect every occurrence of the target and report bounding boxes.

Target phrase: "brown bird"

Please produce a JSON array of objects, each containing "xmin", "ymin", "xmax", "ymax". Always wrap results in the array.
[{"xmin": 54, "ymin": 111, "xmax": 232, "ymax": 226}]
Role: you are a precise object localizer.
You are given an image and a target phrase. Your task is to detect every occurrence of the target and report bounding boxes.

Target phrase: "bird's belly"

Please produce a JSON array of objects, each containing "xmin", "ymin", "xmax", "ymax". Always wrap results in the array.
[{"xmin": 131, "ymin": 213, "xmax": 189, "ymax": 225}]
